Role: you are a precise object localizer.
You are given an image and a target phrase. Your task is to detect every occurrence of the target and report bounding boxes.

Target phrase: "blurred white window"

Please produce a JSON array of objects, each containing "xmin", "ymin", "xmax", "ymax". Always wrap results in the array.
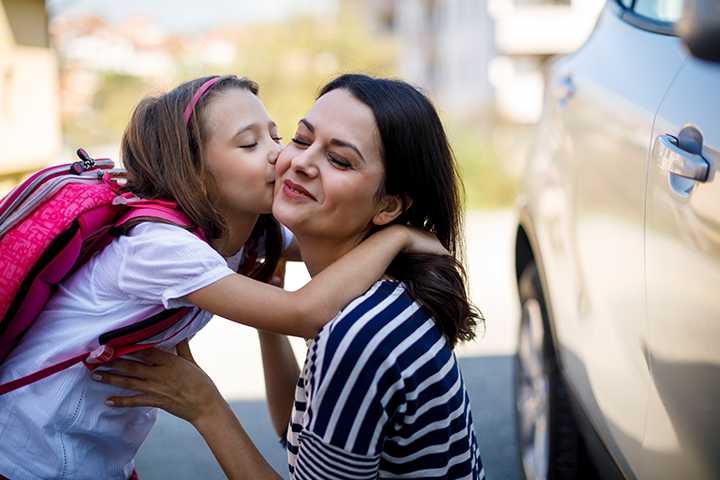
[
  {"xmin": 632, "ymin": 0, "xmax": 683, "ymax": 22},
  {"xmin": 513, "ymin": 0, "xmax": 570, "ymax": 5}
]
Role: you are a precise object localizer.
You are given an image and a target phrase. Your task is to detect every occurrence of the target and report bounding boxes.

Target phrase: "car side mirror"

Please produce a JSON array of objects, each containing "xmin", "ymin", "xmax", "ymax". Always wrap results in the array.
[{"xmin": 676, "ymin": 0, "xmax": 720, "ymax": 63}]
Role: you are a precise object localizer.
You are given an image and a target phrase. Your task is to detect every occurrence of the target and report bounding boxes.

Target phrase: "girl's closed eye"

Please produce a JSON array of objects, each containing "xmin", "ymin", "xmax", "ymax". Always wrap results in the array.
[
  {"xmin": 270, "ymin": 126, "xmax": 282, "ymax": 145},
  {"xmin": 236, "ymin": 133, "xmax": 258, "ymax": 149}
]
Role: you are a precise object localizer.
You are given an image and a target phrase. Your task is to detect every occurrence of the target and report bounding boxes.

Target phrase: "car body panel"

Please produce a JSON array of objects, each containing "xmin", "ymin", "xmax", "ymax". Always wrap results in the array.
[
  {"xmin": 642, "ymin": 55, "xmax": 720, "ymax": 480},
  {"xmin": 524, "ymin": 3, "xmax": 686, "ymax": 477},
  {"xmin": 513, "ymin": 0, "xmax": 720, "ymax": 478}
]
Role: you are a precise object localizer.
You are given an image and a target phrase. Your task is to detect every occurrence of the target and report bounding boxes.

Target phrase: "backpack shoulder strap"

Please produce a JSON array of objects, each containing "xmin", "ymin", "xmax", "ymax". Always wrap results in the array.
[
  {"xmin": 110, "ymin": 198, "xmax": 207, "ymax": 242},
  {"xmin": 0, "ymin": 307, "xmax": 197, "ymax": 395}
]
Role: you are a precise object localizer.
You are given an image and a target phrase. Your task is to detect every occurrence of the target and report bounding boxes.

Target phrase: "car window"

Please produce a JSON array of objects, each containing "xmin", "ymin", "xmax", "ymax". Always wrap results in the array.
[
  {"xmin": 514, "ymin": 0, "xmax": 571, "ymax": 5},
  {"xmin": 632, "ymin": 0, "xmax": 683, "ymax": 22},
  {"xmin": 618, "ymin": 0, "xmax": 682, "ymax": 34}
]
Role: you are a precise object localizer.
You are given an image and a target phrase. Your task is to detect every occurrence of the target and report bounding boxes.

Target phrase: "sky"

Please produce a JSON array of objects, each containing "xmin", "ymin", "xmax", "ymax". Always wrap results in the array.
[{"xmin": 45, "ymin": 0, "xmax": 339, "ymax": 31}]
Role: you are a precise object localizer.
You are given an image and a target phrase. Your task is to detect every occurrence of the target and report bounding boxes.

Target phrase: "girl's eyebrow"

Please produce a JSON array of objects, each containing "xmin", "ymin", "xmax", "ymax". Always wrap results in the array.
[
  {"xmin": 232, "ymin": 124, "xmax": 257, "ymax": 139},
  {"xmin": 299, "ymin": 118, "xmax": 365, "ymax": 162},
  {"xmin": 233, "ymin": 121, "xmax": 278, "ymax": 138}
]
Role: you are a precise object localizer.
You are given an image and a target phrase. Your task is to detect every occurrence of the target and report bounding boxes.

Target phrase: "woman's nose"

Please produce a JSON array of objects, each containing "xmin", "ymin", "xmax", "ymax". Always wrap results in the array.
[{"xmin": 292, "ymin": 149, "xmax": 319, "ymax": 178}]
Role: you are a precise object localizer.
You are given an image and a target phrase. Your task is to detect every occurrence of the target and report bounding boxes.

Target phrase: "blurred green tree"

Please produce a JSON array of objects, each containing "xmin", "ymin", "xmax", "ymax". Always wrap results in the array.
[{"xmin": 59, "ymin": 1, "xmax": 514, "ymax": 209}]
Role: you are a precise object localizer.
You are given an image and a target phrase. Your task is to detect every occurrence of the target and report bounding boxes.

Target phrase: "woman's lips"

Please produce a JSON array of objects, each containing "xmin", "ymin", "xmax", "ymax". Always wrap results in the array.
[{"xmin": 282, "ymin": 179, "xmax": 315, "ymax": 200}]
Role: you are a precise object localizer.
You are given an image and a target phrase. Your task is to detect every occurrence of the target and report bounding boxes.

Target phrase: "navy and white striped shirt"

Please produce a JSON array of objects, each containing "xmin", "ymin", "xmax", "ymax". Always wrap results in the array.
[{"xmin": 287, "ymin": 280, "xmax": 484, "ymax": 479}]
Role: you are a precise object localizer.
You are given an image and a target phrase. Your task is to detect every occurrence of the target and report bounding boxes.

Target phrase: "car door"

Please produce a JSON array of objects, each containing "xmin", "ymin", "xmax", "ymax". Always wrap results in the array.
[
  {"xmin": 642, "ymin": 49, "xmax": 720, "ymax": 480},
  {"xmin": 539, "ymin": 1, "xmax": 685, "ymax": 476}
]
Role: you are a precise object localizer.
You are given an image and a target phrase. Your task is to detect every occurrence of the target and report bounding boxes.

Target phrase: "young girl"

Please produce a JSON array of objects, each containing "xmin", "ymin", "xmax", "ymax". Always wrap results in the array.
[
  {"xmin": 0, "ymin": 75, "xmax": 444, "ymax": 480},
  {"xmin": 97, "ymin": 74, "xmax": 485, "ymax": 479}
]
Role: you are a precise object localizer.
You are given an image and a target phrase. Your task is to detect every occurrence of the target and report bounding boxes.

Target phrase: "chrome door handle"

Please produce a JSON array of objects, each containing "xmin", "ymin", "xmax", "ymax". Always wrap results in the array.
[{"xmin": 653, "ymin": 134, "xmax": 709, "ymax": 182}]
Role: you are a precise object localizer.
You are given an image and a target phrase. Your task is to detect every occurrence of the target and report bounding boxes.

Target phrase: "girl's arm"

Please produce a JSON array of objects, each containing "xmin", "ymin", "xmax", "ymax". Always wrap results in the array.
[
  {"xmin": 184, "ymin": 225, "xmax": 447, "ymax": 339},
  {"xmin": 94, "ymin": 341, "xmax": 283, "ymax": 480}
]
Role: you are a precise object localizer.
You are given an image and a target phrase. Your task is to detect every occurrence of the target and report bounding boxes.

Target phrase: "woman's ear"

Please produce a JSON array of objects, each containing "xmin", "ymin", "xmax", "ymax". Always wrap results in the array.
[{"xmin": 372, "ymin": 194, "xmax": 413, "ymax": 226}]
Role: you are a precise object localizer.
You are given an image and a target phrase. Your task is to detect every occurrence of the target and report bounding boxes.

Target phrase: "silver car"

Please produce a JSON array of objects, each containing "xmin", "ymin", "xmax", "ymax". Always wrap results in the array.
[{"xmin": 513, "ymin": 0, "xmax": 720, "ymax": 479}]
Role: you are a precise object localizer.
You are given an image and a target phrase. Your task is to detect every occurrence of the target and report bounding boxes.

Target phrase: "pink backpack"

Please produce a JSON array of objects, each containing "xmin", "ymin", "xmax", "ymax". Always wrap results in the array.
[{"xmin": 0, "ymin": 149, "xmax": 206, "ymax": 395}]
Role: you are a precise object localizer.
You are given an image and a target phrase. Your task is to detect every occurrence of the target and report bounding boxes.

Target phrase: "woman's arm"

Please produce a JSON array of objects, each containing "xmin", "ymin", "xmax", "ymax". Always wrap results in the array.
[
  {"xmin": 259, "ymin": 261, "xmax": 301, "ymax": 437},
  {"xmin": 258, "ymin": 331, "xmax": 299, "ymax": 437},
  {"xmin": 94, "ymin": 340, "xmax": 283, "ymax": 480},
  {"xmin": 185, "ymin": 225, "xmax": 447, "ymax": 339}
]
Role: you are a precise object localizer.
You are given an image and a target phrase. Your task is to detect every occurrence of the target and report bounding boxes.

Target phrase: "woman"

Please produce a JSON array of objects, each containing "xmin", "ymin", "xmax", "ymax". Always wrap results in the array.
[{"xmin": 96, "ymin": 74, "xmax": 485, "ymax": 479}]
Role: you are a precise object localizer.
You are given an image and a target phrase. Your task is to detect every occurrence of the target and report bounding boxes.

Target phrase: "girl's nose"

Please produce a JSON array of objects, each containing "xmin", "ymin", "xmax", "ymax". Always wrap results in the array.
[{"xmin": 268, "ymin": 142, "xmax": 282, "ymax": 165}]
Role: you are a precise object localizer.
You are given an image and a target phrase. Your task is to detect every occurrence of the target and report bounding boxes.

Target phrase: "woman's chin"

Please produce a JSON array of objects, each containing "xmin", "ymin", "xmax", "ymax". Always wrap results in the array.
[{"xmin": 271, "ymin": 204, "xmax": 299, "ymax": 230}]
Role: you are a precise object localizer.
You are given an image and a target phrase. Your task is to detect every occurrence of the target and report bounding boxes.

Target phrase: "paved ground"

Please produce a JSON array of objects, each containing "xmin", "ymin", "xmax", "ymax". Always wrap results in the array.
[{"xmin": 135, "ymin": 209, "xmax": 522, "ymax": 479}]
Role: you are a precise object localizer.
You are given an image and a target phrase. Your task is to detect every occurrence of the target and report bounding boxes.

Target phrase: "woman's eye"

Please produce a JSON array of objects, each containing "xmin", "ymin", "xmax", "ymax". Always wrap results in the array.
[
  {"xmin": 272, "ymin": 136, "xmax": 283, "ymax": 143},
  {"xmin": 240, "ymin": 143, "xmax": 258, "ymax": 149},
  {"xmin": 329, "ymin": 156, "xmax": 351, "ymax": 169},
  {"xmin": 291, "ymin": 137, "xmax": 310, "ymax": 147}
]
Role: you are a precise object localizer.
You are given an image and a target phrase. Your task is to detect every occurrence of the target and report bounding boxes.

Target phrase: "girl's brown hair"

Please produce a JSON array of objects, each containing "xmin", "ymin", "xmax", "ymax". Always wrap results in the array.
[{"xmin": 120, "ymin": 76, "xmax": 282, "ymax": 282}]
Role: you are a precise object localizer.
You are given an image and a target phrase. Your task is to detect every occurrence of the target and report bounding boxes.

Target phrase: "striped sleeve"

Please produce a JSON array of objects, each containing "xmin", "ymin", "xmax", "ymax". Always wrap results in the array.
[{"xmin": 293, "ymin": 430, "xmax": 380, "ymax": 480}]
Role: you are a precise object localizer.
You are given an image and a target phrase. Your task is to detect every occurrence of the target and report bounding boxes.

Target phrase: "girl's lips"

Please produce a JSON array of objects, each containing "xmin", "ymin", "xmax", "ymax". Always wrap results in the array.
[{"xmin": 282, "ymin": 179, "xmax": 315, "ymax": 200}]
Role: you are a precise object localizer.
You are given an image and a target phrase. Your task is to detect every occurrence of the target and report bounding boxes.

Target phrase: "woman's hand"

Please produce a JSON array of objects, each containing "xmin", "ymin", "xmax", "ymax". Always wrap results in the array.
[
  {"xmin": 94, "ymin": 339, "xmax": 284, "ymax": 479},
  {"xmin": 92, "ymin": 338, "xmax": 222, "ymax": 426}
]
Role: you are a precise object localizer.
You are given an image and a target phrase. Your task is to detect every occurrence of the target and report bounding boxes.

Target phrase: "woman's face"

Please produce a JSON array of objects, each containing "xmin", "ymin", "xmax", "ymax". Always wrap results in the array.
[
  {"xmin": 203, "ymin": 88, "xmax": 282, "ymax": 219},
  {"xmin": 272, "ymin": 89, "xmax": 393, "ymax": 253}
]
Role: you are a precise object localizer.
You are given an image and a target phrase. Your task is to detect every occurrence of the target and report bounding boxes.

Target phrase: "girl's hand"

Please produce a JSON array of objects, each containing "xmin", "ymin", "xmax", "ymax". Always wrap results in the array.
[
  {"xmin": 387, "ymin": 225, "xmax": 449, "ymax": 256},
  {"xmin": 92, "ymin": 339, "xmax": 222, "ymax": 426}
]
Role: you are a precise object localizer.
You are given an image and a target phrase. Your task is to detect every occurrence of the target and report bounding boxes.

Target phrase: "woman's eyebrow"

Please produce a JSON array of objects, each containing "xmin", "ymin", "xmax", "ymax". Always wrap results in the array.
[
  {"xmin": 299, "ymin": 118, "xmax": 364, "ymax": 161},
  {"xmin": 299, "ymin": 118, "xmax": 314, "ymax": 133},
  {"xmin": 330, "ymin": 138, "xmax": 364, "ymax": 162}
]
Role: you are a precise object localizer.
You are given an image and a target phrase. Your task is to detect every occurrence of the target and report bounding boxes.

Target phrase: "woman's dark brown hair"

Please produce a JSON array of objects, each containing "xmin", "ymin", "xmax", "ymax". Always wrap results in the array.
[
  {"xmin": 319, "ymin": 74, "xmax": 483, "ymax": 349},
  {"xmin": 120, "ymin": 75, "xmax": 282, "ymax": 282}
]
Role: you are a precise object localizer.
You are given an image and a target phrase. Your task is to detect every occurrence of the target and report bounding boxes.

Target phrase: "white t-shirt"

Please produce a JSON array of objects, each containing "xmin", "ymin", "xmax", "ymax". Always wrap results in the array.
[{"xmin": 0, "ymin": 222, "xmax": 291, "ymax": 480}]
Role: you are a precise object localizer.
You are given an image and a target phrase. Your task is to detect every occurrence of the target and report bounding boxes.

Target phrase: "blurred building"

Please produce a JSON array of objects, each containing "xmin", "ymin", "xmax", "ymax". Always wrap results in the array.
[
  {"xmin": 0, "ymin": 0, "xmax": 60, "ymax": 178},
  {"xmin": 488, "ymin": 0, "xmax": 604, "ymax": 123},
  {"xmin": 49, "ymin": 13, "xmax": 237, "ymax": 142},
  {"xmin": 372, "ymin": 0, "xmax": 604, "ymax": 124},
  {"xmin": 372, "ymin": 0, "xmax": 496, "ymax": 121}
]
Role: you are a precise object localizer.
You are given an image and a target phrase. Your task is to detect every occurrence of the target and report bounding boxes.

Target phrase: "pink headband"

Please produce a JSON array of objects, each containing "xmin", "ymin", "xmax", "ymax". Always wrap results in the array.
[{"xmin": 183, "ymin": 75, "xmax": 237, "ymax": 124}]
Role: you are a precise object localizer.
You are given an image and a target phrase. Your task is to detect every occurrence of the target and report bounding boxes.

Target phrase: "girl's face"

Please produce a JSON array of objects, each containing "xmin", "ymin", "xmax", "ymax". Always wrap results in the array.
[
  {"xmin": 203, "ymin": 89, "xmax": 282, "ymax": 219},
  {"xmin": 272, "ymin": 89, "xmax": 398, "ymax": 256}
]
